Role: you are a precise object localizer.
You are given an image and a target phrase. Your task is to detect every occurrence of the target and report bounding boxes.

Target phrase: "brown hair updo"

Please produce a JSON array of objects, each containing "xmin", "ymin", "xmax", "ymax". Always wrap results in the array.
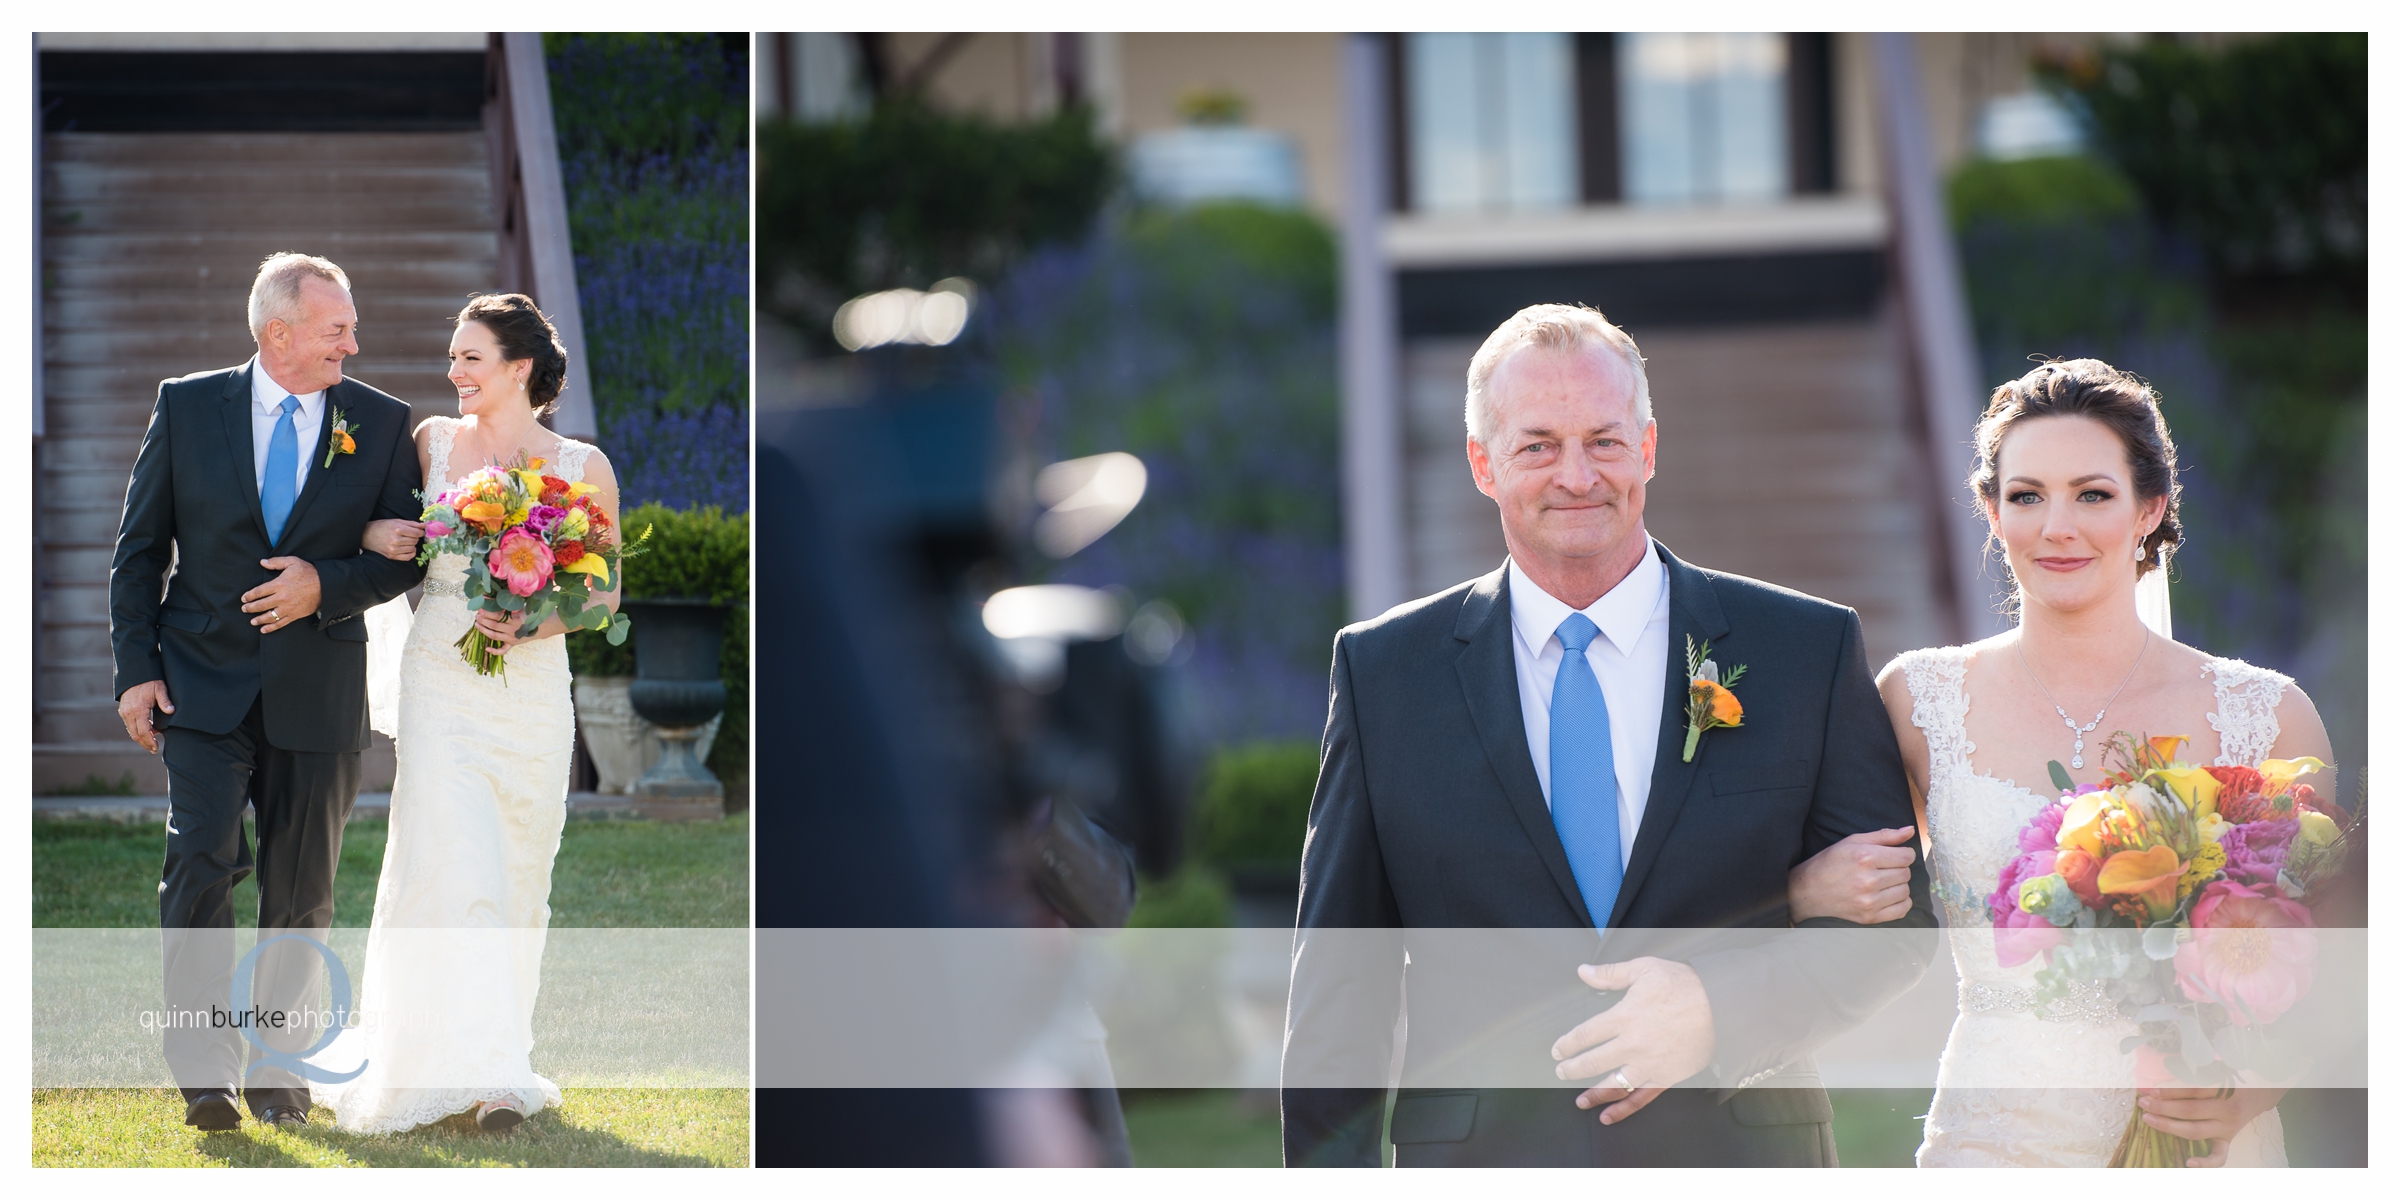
[
  {"xmin": 455, "ymin": 293, "xmax": 568, "ymax": 416},
  {"xmin": 1969, "ymin": 358, "xmax": 2182, "ymax": 577}
]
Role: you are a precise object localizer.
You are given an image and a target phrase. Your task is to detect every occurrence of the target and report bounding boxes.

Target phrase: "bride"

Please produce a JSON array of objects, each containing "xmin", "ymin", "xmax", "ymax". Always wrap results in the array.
[
  {"xmin": 310, "ymin": 293, "xmax": 620, "ymax": 1134},
  {"xmin": 1788, "ymin": 358, "xmax": 2333, "ymax": 1167}
]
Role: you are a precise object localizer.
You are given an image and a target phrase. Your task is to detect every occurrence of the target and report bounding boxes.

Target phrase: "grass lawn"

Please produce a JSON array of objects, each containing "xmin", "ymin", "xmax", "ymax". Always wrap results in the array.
[
  {"xmin": 33, "ymin": 815, "xmax": 749, "ymax": 928},
  {"xmin": 34, "ymin": 814, "xmax": 750, "ymax": 1166},
  {"xmin": 1120, "ymin": 1088, "xmax": 1934, "ymax": 1167},
  {"xmin": 33, "ymin": 1088, "xmax": 748, "ymax": 1167}
]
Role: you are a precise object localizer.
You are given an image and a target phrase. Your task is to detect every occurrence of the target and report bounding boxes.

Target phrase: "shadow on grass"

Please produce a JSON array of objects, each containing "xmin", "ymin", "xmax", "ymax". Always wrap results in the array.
[{"xmin": 35, "ymin": 1089, "xmax": 745, "ymax": 1168}]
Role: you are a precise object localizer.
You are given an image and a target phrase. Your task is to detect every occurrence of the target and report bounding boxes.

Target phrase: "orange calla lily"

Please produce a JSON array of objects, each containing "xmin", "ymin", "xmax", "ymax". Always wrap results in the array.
[
  {"xmin": 2096, "ymin": 844, "xmax": 2184, "ymax": 920},
  {"xmin": 2146, "ymin": 735, "xmax": 2190, "ymax": 766},
  {"xmin": 2258, "ymin": 757, "xmax": 2326, "ymax": 793},
  {"xmin": 459, "ymin": 499, "xmax": 507, "ymax": 533}
]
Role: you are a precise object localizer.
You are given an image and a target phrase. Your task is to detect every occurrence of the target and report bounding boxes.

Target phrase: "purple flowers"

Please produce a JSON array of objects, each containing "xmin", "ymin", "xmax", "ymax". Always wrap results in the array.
[
  {"xmin": 525, "ymin": 504, "xmax": 567, "ymax": 536},
  {"xmin": 2220, "ymin": 818, "xmax": 2299, "ymax": 889}
]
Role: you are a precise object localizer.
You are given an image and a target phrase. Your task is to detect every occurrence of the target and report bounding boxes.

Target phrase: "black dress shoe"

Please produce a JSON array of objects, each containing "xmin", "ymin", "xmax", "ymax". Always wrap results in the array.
[
  {"xmin": 184, "ymin": 1091, "xmax": 241, "ymax": 1132},
  {"xmin": 258, "ymin": 1105, "xmax": 309, "ymax": 1129}
]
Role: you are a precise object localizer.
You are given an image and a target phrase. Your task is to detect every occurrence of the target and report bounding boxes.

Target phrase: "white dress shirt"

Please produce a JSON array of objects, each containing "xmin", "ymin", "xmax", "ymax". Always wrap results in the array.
[
  {"xmin": 248, "ymin": 355, "xmax": 327, "ymax": 498},
  {"xmin": 1508, "ymin": 541, "xmax": 1671, "ymax": 867}
]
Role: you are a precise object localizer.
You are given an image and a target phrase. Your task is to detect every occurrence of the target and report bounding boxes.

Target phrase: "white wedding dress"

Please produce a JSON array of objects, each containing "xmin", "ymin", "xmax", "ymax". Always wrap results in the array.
[
  {"xmin": 312, "ymin": 417, "xmax": 589, "ymax": 1132},
  {"xmin": 1899, "ymin": 645, "xmax": 2291, "ymax": 1167}
]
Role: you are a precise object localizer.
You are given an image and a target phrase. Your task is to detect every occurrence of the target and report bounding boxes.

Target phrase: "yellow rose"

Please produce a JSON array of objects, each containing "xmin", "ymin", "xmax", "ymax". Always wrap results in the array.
[
  {"xmin": 560, "ymin": 509, "xmax": 590, "ymax": 539},
  {"xmin": 2296, "ymin": 810, "xmax": 2341, "ymax": 847}
]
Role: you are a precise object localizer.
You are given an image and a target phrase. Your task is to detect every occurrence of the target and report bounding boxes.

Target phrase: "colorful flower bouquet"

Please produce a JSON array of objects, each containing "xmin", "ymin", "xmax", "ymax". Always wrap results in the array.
[
  {"xmin": 1986, "ymin": 733, "xmax": 2356, "ymax": 1166},
  {"xmin": 417, "ymin": 453, "xmax": 648, "ymax": 678}
]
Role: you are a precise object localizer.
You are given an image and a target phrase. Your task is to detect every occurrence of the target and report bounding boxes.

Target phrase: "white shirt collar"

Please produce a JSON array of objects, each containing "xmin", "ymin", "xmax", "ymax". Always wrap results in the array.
[
  {"xmin": 1508, "ymin": 539, "xmax": 1667, "ymax": 659},
  {"xmin": 248, "ymin": 355, "xmax": 327, "ymax": 419}
]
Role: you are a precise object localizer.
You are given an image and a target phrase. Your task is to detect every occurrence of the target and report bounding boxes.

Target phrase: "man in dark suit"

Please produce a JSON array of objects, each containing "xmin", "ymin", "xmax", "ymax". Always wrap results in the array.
[
  {"xmin": 1281, "ymin": 304, "xmax": 1936, "ymax": 1167},
  {"xmin": 109, "ymin": 253, "xmax": 426, "ymax": 1132}
]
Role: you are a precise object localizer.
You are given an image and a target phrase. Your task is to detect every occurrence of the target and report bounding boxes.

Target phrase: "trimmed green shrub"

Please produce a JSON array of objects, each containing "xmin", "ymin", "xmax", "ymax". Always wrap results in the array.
[
  {"xmin": 568, "ymin": 504, "xmax": 749, "ymax": 785},
  {"xmin": 1190, "ymin": 739, "xmax": 1320, "ymax": 867}
]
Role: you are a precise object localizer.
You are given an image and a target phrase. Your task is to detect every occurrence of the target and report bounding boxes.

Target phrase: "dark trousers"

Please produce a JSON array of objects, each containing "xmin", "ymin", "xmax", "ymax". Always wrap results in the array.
[{"xmin": 159, "ymin": 697, "xmax": 359, "ymax": 1117}]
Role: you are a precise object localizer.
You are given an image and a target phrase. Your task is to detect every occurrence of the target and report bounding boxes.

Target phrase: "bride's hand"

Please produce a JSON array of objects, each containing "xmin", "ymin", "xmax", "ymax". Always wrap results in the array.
[
  {"xmin": 473, "ymin": 608, "xmax": 541, "ymax": 651},
  {"xmin": 362, "ymin": 519, "xmax": 426, "ymax": 561},
  {"xmin": 1788, "ymin": 827, "xmax": 1916, "ymax": 923},
  {"xmin": 2138, "ymin": 1086, "xmax": 2286, "ymax": 1167}
]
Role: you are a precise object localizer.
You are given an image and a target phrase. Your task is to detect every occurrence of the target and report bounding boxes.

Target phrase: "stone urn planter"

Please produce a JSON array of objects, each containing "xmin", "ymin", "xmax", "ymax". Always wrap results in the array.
[
  {"xmin": 572, "ymin": 677, "xmax": 720, "ymax": 796},
  {"xmin": 621, "ymin": 597, "xmax": 729, "ymax": 821}
]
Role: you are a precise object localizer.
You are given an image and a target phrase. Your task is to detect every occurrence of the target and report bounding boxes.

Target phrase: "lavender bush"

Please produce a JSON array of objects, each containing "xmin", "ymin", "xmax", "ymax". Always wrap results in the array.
[
  {"xmin": 988, "ymin": 204, "xmax": 1345, "ymax": 746},
  {"xmin": 546, "ymin": 34, "xmax": 749, "ymax": 513}
]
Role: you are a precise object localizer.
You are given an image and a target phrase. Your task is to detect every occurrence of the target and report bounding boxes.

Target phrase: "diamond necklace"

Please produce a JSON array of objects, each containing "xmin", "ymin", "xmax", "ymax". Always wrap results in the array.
[{"xmin": 2016, "ymin": 628, "xmax": 2151, "ymax": 770}]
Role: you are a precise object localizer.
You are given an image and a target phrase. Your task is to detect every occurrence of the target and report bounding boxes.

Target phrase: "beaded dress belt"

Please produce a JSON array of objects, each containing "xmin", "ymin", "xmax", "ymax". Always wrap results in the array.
[
  {"xmin": 1959, "ymin": 980, "xmax": 2124, "ymax": 1025},
  {"xmin": 422, "ymin": 577, "xmax": 464, "ymax": 597}
]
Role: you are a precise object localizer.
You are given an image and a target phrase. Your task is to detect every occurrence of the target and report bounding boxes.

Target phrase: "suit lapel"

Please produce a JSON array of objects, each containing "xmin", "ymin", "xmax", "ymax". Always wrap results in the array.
[
  {"xmin": 1608, "ymin": 542, "xmax": 1732, "ymax": 928},
  {"xmin": 271, "ymin": 379, "xmax": 349, "ymax": 549},
  {"xmin": 218, "ymin": 365, "xmax": 273, "ymax": 546},
  {"xmin": 1453, "ymin": 562, "xmax": 1596, "ymax": 927}
]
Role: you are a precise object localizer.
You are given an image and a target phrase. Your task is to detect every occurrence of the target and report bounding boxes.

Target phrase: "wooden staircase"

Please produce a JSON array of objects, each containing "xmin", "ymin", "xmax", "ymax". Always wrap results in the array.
[{"xmin": 36, "ymin": 131, "xmax": 499, "ymax": 793}]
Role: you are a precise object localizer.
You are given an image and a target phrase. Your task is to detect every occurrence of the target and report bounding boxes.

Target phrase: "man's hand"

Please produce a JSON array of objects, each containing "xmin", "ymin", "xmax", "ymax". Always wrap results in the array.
[
  {"xmin": 118, "ymin": 679, "xmax": 174, "ymax": 754},
  {"xmin": 241, "ymin": 558, "xmax": 321, "ymax": 632},
  {"xmin": 1789, "ymin": 827, "xmax": 1917, "ymax": 924},
  {"xmin": 1551, "ymin": 957, "xmax": 1716, "ymax": 1126}
]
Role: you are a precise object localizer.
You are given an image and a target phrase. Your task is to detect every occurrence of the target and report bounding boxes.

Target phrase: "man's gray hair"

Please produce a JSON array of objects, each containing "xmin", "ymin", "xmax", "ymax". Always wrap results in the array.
[
  {"xmin": 248, "ymin": 252, "xmax": 352, "ymax": 337},
  {"xmin": 1463, "ymin": 303, "xmax": 1651, "ymax": 446}
]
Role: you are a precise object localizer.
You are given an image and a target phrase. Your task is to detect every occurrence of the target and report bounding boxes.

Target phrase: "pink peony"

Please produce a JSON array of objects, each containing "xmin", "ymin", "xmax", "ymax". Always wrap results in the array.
[
  {"xmin": 1989, "ymin": 848, "xmax": 2057, "ymax": 922},
  {"xmin": 487, "ymin": 527, "xmax": 555, "ymax": 597},
  {"xmin": 1993, "ymin": 905, "xmax": 2066, "ymax": 968},
  {"xmin": 2020, "ymin": 800, "xmax": 2069, "ymax": 852},
  {"xmin": 2174, "ymin": 880, "xmax": 2317, "ymax": 1025}
]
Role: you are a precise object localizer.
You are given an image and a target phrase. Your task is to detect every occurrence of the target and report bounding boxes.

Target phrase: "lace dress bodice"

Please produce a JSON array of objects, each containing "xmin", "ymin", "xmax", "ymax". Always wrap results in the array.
[{"xmin": 1899, "ymin": 644, "xmax": 2293, "ymax": 1167}]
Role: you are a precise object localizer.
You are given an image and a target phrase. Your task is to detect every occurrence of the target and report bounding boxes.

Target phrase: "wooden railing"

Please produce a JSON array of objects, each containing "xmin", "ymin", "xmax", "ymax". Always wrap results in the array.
[{"xmin": 483, "ymin": 31, "xmax": 597, "ymax": 439}]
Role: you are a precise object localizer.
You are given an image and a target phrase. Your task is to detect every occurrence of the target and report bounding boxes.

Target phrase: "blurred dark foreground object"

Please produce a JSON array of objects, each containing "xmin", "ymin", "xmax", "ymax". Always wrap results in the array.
[{"xmin": 753, "ymin": 367, "xmax": 1191, "ymax": 1165}]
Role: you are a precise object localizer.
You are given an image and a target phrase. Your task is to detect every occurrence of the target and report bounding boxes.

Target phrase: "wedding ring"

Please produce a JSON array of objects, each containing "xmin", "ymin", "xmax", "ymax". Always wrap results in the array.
[
  {"xmin": 1608, "ymin": 1069, "xmax": 1634, "ymax": 1093},
  {"xmin": 269, "ymin": 610, "xmax": 280, "ymax": 622}
]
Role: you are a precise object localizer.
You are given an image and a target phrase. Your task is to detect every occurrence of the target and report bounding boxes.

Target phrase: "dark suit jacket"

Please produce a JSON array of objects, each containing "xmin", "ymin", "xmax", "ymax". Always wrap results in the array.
[
  {"xmin": 1281, "ymin": 544, "xmax": 1935, "ymax": 1167},
  {"xmin": 109, "ymin": 363, "xmax": 426, "ymax": 753}
]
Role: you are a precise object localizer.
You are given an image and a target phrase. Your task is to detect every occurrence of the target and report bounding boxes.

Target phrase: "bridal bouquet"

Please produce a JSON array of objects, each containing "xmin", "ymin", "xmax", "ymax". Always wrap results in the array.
[
  {"xmin": 1985, "ymin": 733, "xmax": 2357, "ymax": 1166},
  {"xmin": 416, "ymin": 453, "xmax": 647, "ymax": 677}
]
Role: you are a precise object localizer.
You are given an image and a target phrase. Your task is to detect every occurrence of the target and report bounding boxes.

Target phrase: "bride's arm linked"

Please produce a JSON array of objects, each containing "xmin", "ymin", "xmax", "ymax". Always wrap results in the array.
[
  {"xmin": 362, "ymin": 422, "xmax": 437, "ymax": 561},
  {"xmin": 473, "ymin": 448, "xmax": 622, "ymax": 651},
  {"xmin": 1787, "ymin": 666, "xmax": 1930, "ymax": 924}
]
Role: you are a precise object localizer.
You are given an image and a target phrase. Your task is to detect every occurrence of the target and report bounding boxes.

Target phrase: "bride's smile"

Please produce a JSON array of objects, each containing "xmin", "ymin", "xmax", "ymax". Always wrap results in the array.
[
  {"xmin": 445, "ymin": 320, "xmax": 530, "ymax": 419},
  {"xmin": 1987, "ymin": 414, "xmax": 2165, "ymax": 617}
]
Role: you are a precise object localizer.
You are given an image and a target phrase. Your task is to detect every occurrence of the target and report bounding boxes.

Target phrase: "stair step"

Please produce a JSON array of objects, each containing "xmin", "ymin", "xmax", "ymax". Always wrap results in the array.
[
  {"xmin": 49, "ymin": 197, "xmax": 496, "ymax": 233},
  {"xmin": 47, "ymin": 131, "xmax": 491, "ymax": 167},
  {"xmin": 46, "ymin": 161, "xmax": 495, "ymax": 199}
]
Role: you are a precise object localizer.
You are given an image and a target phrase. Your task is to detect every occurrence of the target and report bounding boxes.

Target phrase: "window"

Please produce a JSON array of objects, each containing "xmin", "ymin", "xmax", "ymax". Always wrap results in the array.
[
  {"xmin": 1404, "ymin": 33, "xmax": 1579, "ymax": 215},
  {"xmin": 1618, "ymin": 33, "xmax": 1790, "ymax": 206}
]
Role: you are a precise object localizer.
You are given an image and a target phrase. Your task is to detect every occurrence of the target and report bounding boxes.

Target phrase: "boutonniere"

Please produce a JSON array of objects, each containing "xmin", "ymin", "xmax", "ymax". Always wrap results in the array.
[
  {"xmin": 1682, "ymin": 635, "xmax": 1747, "ymax": 762},
  {"xmin": 323, "ymin": 408, "xmax": 358, "ymax": 468}
]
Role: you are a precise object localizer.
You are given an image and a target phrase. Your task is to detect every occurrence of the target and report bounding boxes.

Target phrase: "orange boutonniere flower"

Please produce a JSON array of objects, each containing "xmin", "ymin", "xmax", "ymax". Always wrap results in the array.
[
  {"xmin": 323, "ymin": 408, "xmax": 358, "ymax": 468},
  {"xmin": 1682, "ymin": 635, "xmax": 1748, "ymax": 762}
]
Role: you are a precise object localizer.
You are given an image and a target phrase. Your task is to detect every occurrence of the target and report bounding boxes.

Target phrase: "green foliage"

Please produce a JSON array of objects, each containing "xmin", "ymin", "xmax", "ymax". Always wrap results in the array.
[
  {"xmin": 50, "ymin": 772, "xmax": 138, "ymax": 797},
  {"xmin": 1947, "ymin": 154, "xmax": 2138, "ymax": 228},
  {"xmin": 567, "ymin": 505, "xmax": 750, "ymax": 784},
  {"xmin": 1190, "ymin": 739, "xmax": 1320, "ymax": 867},
  {"xmin": 756, "ymin": 101, "xmax": 1115, "ymax": 347},
  {"xmin": 544, "ymin": 33, "xmax": 747, "ymax": 167},
  {"xmin": 1125, "ymin": 866, "xmax": 1233, "ymax": 929},
  {"xmin": 2036, "ymin": 33, "xmax": 2365, "ymax": 286}
]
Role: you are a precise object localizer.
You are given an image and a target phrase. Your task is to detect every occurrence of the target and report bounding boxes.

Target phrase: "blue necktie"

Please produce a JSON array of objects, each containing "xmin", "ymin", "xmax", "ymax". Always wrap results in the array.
[
  {"xmin": 261, "ymin": 396, "xmax": 300, "ymax": 544},
  {"xmin": 1550, "ymin": 613, "xmax": 1625, "ymax": 929}
]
